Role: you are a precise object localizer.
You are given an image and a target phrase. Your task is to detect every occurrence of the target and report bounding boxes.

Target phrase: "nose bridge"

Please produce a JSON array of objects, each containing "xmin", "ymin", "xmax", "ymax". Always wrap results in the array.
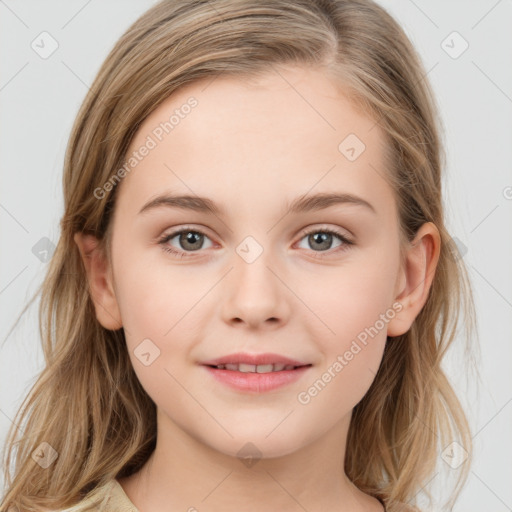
[
  {"xmin": 234, "ymin": 233, "xmax": 279, "ymax": 298},
  {"xmin": 220, "ymin": 232, "xmax": 290, "ymax": 327}
]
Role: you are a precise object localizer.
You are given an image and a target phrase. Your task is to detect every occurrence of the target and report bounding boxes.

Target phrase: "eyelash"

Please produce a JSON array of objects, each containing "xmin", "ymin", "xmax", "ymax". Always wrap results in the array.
[{"xmin": 157, "ymin": 225, "xmax": 354, "ymax": 260}]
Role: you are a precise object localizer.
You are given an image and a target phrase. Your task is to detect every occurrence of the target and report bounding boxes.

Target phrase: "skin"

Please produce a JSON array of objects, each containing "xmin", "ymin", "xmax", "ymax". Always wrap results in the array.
[{"xmin": 75, "ymin": 65, "xmax": 440, "ymax": 512}]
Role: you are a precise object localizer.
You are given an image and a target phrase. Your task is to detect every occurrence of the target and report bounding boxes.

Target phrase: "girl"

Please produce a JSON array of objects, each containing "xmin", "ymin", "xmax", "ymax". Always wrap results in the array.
[{"xmin": 1, "ymin": 0, "xmax": 478, "ymax": 511}]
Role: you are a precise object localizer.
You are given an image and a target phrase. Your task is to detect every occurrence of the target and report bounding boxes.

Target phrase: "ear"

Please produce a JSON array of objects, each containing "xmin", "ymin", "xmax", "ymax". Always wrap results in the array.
[
  {"xmin": 387, "ymin": 222, "xmax": 441, "ymax": 337},
  {"xmin": 73, "ymin": 232, "xmax": 123, "ymax": 330}
]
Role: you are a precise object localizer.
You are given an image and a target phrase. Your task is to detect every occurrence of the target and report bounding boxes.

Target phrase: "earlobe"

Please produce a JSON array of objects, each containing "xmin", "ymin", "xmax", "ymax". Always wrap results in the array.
[
  {"xmin": 387, "ymin": 222, "xmax": 441, "ymax": 337},
  {"xmin": 73, "ymin": 232, "xmax": 123, "ymax": 330}
]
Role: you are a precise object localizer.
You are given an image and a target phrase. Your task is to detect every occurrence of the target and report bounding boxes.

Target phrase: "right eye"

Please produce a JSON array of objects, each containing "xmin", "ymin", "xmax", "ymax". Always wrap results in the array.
[{"xmin": 158, "ymin": 227, "xmax": 215, "ymax": 258}]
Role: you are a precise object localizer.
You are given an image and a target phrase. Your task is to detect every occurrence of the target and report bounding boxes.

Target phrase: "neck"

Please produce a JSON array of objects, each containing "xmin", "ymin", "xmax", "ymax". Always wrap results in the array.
[{"xmin": 118, "ymin": 408, "xmax": 384, "ymax": 512}]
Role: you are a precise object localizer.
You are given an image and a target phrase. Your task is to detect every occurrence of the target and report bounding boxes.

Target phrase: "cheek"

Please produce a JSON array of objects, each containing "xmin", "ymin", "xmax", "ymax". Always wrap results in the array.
[
  {"xmin": 293, "ymin": 252, "xmax": 397, "ymax": 399},
  {"xmin": 112, "ymin": 252, "xmax": 208, "ymax": 392},
  {"xmin": 299, "ymin": 253, "xmax": 398, "ymax": 339},
  {"xmin": 112, "ymin": 257, "xmax": 196, "ymax": 405},
  {"xmin": 296, "ymin": 274, "xmax": 391, "ymax": 414},
  {"xmin": 113, "ymin": 249, "xmax": 197, "ymax": 334}
]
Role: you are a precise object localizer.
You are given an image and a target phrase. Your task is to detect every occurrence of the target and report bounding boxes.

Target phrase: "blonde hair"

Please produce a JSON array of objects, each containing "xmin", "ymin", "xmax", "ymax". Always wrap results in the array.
[{"xmin": 1, "ymin": 1, "xmax": 479, "ymax": 510}]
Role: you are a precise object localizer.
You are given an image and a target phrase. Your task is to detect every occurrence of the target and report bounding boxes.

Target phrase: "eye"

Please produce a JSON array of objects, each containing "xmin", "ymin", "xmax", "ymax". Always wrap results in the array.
[
  {"xmin": 158, "ymin": 227, "xmax": 214, "ymax": 258},
  {"xmin": 158, "ymin": 225, "xmax": 354, "ymax": 259},
  {"xmin": 296, "ymin": 226, "xmax": 353, "ymax": 257}
]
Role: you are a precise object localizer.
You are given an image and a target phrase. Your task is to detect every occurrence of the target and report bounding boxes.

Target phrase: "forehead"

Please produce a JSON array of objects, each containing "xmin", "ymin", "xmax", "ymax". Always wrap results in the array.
[{"xmin": 115, "ymin": 66, "xmax": 394, "ymax": 221}]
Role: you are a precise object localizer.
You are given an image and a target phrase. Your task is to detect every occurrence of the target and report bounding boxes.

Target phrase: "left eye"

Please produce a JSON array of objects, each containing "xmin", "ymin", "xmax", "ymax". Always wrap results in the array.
[
  {"xmin": 296, "ymin": 227, "xmax": 353, "ymax": 255},
  {"xmin": 158, "ymin": 226, "xmax": 353, "ymax": 258}
]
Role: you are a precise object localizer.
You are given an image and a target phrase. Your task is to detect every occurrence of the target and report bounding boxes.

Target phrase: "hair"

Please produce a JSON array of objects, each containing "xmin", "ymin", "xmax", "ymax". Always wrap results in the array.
[{"xmin": 1, "ymin": 1, "xmax": 480, "ymax": 511}]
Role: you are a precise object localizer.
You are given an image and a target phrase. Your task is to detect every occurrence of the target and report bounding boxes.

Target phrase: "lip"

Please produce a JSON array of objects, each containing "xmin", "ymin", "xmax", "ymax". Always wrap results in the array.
[
  {"xmin": 200, "ymin": 352, "xmax": 310, "ymax": 367},
  {"xmin": 202, "ymin": 365, "xmax": 312, "ymax": 393}
]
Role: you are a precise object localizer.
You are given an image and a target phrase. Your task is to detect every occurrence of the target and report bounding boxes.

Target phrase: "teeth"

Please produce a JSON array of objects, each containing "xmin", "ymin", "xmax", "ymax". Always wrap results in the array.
[
  {"xmin": 214, "ymin": 363, "xmax": 299, "ymax": 373},
  {"xmin": 255, "ymin": 364, "xmax": 274, "ymax": 373},
  {"xmin": 239, "ymin": 363, "xmax": 256, "ymax": 373}
]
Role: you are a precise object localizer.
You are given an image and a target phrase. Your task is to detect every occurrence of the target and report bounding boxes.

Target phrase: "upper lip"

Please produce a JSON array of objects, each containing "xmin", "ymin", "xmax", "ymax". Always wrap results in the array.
[{"xmin": 201, "ymin": 352, "xmax": 311, "ymax": 367}]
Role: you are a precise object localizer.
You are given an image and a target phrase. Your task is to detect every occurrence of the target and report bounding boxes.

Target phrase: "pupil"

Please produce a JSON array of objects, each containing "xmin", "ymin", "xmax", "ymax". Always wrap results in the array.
[
  {"xmin": 310, "ymin": 232, "xmax": 331, "ymax": 250},
  {"xmin": 181, "ymin": 231, "xmax": 202, "ymax": 250}
]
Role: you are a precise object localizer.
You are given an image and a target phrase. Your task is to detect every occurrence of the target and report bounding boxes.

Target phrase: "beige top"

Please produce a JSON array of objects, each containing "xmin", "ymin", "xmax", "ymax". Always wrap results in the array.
[
  {"xmin": 61, "ymin": 479, "xmax": 422, "ymax": 512},
  {"xmin": 61, "ymin": 479, "xmax": 139, "ymax": 512},
  {"xmin": 100, "ymin": 480, "xmax": 139, "ymax": 511}
]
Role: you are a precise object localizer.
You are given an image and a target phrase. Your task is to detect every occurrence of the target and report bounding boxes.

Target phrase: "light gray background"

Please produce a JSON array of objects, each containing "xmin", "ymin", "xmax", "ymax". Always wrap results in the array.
[{"xmin": 1, "ymin": 1, "xmax": 511, "ymax": 510}]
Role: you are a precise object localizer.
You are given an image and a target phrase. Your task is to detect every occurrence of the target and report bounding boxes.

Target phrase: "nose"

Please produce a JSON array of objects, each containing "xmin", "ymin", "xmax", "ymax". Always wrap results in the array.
[{"xmin": 220, "ymin": 245, "xmax": 291, "ymax": 330}]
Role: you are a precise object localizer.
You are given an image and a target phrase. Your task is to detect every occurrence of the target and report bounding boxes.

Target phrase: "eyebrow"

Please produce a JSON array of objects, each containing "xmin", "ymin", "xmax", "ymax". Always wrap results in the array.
[{"xmin": 138, "ymin": 191, "xmax": 376, "ymax": 216}]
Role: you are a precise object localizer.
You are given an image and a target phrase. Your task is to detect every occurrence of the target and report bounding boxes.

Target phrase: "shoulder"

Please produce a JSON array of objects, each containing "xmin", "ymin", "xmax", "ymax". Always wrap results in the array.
[
  {"xmin": 56, "ymin": 479, "xmax": 139, "ymax": 512},
  {"xmin": 387, "ymin": 503, "xmax": 422, "ymax": 512}
]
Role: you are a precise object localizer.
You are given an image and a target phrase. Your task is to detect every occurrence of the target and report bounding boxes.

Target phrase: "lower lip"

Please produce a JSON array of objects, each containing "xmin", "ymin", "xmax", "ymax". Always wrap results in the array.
[{"xmin": 202, "ymin": 365, "xmax": 311, "ymax": 393}]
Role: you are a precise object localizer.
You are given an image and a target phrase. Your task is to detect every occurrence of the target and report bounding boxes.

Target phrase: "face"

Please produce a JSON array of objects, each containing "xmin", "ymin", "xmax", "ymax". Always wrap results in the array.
[{"xmin": 101, "ymin": 66, "xmax": 407, "ymax": 458}]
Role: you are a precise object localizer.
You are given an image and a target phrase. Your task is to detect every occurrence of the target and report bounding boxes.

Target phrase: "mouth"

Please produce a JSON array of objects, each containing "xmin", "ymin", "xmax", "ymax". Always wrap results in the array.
[
  {"xmin": 204, "ymin": 363, "xmax": 312, "ymax": 373},
  {"xmin": 199, "ymin": 353, "xmax": 313, "ymax": 392},
  {"xmin": 201, "ymin": 361, "xmax": 313, "ymax": 393}
]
